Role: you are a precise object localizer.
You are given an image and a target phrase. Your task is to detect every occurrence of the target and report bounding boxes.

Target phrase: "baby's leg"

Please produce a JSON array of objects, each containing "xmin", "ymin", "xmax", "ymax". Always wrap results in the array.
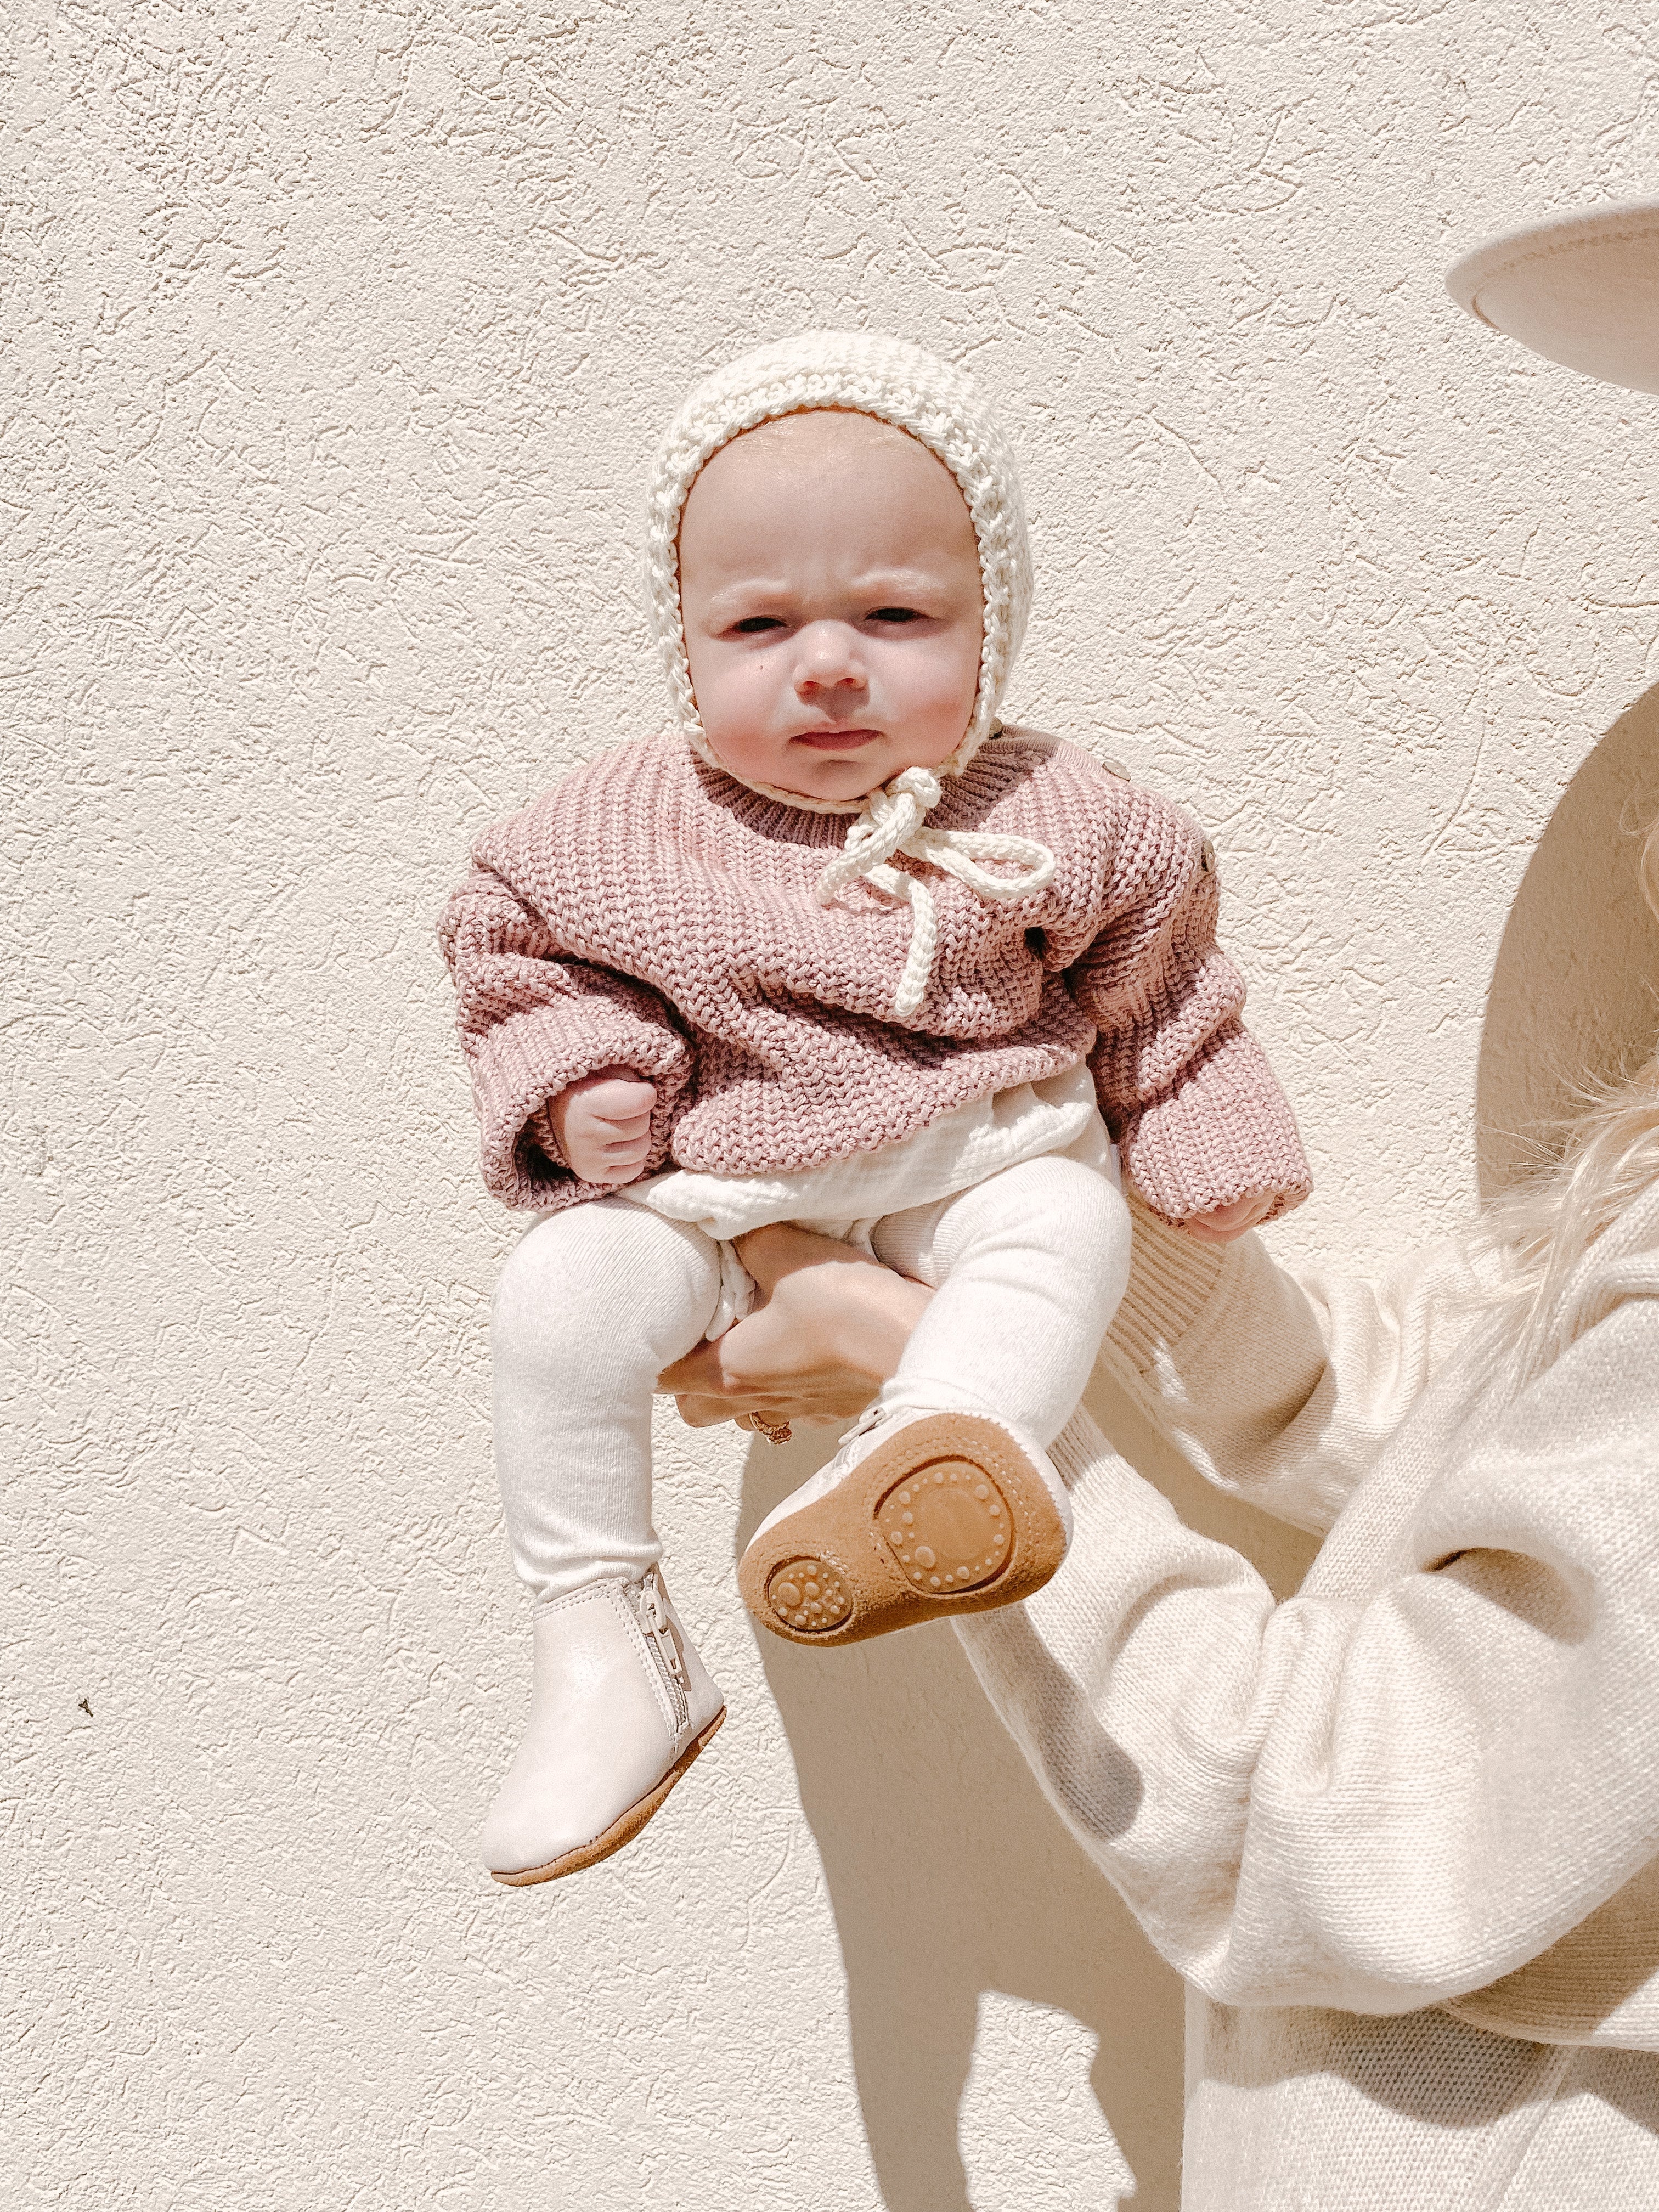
[
  {"xmin": 484, "ymin": 1199, "xmax": 727, "ymax": 1887},
  {"xmin": 870, "ymin": 1151, "xmax": 1131, "ymax": 1447},
  {"xmin": 491, "ymin": 1199, "xmax": 723, "ymax": 1605},
  {"xmin": 736, "ymin": 1153, "xmax": 1128, "ymax": 1647}
]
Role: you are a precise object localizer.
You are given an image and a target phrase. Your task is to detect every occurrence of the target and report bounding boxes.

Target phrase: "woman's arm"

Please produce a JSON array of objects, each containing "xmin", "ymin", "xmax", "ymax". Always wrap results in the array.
[
  {"xmin": 960, "ymin": 1290, "xmax": 1659, "ymax": 2029},
  {"xmin": 1100, "ymin": 1197, "xmax": 1494, "ymax": 1534}
]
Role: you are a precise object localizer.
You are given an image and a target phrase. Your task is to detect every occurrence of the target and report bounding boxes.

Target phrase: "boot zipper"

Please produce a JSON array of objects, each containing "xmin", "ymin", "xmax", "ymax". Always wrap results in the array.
[{"xmin": 633, "ymin": 1568, "xmax": 689, "ymax": 1736}]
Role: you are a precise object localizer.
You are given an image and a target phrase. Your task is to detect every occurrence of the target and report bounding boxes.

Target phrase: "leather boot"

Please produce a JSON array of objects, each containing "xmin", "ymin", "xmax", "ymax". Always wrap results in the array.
[{"xmin": 482, "ymin": 1567, "xmax": 726, "ymax": 1886}]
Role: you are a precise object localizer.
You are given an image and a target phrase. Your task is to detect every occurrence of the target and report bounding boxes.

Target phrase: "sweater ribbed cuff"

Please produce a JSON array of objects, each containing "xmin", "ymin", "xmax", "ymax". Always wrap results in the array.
[
  {"xmin": 1121, "ymin": 1024, "xmax": 1312, "ymax": 1226},
  {"xmin": 471, "ymin": 1002, "xmax": 691, "ymax": 1210},
  {"xmin": 1103, "ymin": 1193, "xmax": 1228, "ymax": 1375}
]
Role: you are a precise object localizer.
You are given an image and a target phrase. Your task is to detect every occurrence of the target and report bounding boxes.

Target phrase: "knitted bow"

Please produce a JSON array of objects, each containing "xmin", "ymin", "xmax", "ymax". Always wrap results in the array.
[{"xmin": 816, "ymin": 766, "xmax": 1057, "ymax": 1019}]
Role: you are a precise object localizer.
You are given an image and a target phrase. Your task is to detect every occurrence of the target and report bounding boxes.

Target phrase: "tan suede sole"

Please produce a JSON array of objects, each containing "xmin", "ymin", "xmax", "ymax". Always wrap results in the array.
[
  {"xmin": 490, "ymin": 1706, "xmax": 727, "ymax": 1888},
  {"xmin": 738, "ymin": 1412, "xmax": 1066, "ymax": 1649}
]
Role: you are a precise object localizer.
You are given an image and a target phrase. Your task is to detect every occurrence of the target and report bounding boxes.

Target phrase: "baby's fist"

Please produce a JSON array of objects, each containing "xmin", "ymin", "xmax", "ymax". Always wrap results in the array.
[
  {"xmin": 1177, "ymin": 1193, "xmax": 1274, "ymax": 1246},
  {"xmin": 549, "ymin": 1066, "xmax": 657, "ymax": 1187}
]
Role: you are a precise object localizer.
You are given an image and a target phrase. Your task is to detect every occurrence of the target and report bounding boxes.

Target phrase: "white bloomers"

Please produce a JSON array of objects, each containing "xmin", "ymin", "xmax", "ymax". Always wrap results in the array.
[{"xmin": 490, "ymin": 1111, "xmax": 1130, "ymax": 1606}]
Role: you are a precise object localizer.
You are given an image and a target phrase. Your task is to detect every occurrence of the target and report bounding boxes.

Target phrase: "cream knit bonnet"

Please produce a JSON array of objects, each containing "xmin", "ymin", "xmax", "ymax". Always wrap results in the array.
[{"xmin": 644, "ymin": 331, "xmax": 1052, "ymax": 1018}]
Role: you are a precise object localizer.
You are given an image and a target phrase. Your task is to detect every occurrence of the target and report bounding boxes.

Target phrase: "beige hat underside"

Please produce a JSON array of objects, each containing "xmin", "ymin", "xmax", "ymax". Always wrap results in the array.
[{"xmin": 1446, "ymin": 200, "xmax": 1659, "ymax": 396}]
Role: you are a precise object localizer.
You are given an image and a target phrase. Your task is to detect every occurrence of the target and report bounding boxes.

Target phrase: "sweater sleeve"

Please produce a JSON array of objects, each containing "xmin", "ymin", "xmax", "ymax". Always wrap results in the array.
[
  {"xmin": 1098, "ymin": 1199, "xmax": 1492, "ymax": 1536},
  {"xmin": 1068, "ymin": 790, "xmax": 1311, "ymax": 1224},
  {"xmin": 438, "ymin": 859, "xmax": 693, "ymax": 1211},
  {"xmin": 958, "ymin": 1293, "xmax": 1659, "ymax": 2034}
]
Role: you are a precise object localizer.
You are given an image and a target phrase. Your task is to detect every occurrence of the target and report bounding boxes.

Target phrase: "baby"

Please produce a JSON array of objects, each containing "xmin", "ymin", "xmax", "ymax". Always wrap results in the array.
[{"xmin": 441, "ymin": 332, "xmax": 1310, "ymax": 1888}]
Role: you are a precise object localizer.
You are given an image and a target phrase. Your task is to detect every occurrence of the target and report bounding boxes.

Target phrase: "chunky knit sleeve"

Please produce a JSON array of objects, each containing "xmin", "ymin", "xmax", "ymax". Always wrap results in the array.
[
  {"xmin": 1098, "ymin": 1199, "xmax": 1491, "ymax": 1536},
  {"xmin": 1069, "ymin": 791, "xmax": 1311, "ymax": 1224},
  {"xmin": 958, "ymin": 1291, "xmax": 1659, "ymax": 2038},
  {"xmin": 438, "ymin": 861, "xmax": 693, "ymax": 1211}
]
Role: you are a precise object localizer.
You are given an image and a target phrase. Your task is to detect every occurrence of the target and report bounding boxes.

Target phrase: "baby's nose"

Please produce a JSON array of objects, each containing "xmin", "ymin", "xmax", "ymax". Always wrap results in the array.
[{"xmin": 794, "ymin": 622, "xmax": 866, "ymax": 691}]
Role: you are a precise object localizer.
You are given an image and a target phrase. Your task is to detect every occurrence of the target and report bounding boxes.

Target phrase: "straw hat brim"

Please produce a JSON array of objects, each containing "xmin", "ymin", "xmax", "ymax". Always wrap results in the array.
[{"xmin": 1446, "ymin": 200, "xmax": 1659, "ymax": 395}]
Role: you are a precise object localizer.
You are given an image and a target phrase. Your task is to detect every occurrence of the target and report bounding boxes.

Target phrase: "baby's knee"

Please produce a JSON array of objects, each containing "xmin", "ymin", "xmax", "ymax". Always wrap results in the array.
[
  {"xmin": 1010, "ymin": 1161, "xmax": 1132, "ymax": 1318},
  {"xmin": 1022, "ymin": 1159, "xmax": 1127, "ymax": 1255},
  {"xmin": 492, "ymin": 1201, "xmax": 717, "ymax": 1369},
  {"xmin": 494, "ymin": 1212, "xmax": 590, "ymax": 1367}
]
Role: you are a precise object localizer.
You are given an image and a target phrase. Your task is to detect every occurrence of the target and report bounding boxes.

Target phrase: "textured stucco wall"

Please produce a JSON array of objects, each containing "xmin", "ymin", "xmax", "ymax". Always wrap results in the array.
[{"xmin": 7, "ymin": 4, "xmax": 1659, "ymax": 2207}]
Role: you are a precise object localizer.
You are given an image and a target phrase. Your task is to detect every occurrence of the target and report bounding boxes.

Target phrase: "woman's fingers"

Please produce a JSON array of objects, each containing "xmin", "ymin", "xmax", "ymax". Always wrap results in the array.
[
  {"xmin": 731, "ymin": 1222, "xmax": 873, "ymax": 1295},
  {"xmin": 657, "ymin": 1337, "xmax": 733, "ymax": 1398},
  {"xmin": 671, "ymin": 1390, "xmax": 739, "ymax": 1429},
  {"xmin": 658, "ymin": 1330, "xmax": 881, "ymax": 1419},
  {"xmin": 658, "ymin": 1325, "xmax": 831, "ymax": 1399},
  {"xmin": 656, "ymin": 1248, "xmax": 932, "ymax": 1428},
  {"xmin": 671, "ymin": 1386, "xmax": 876, "ymax": 1429}
]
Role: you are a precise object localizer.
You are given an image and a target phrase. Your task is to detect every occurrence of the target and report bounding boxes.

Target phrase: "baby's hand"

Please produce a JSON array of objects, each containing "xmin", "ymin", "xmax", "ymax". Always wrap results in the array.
[
  {"xmin": 1177, "ymin": 1193, "xmax": 1275, "ymax": 1246},
  {"xmin": 549, "ymin": 1066, "xmax": 657, "ymax": 1186}
]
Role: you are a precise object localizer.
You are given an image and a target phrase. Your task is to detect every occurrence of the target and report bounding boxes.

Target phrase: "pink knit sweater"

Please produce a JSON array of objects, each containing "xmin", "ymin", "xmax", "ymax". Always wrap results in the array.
[{"xmin": 439, "ymin": 730, "xmax": 1311, "ymax": 1224}]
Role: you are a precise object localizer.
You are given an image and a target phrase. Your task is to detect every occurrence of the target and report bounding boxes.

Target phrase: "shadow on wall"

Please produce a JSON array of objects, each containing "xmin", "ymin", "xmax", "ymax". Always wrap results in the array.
[
  {"xmin": 1477, "ymin": 681, "xmax": 1659, "ymax": 1198},
  {"xmin": 730, "ymin": 680, "xmax": 1659, "ymax": 2209},
  {"xmin": 737, "ymin": 1372, "xmax": 1318, "ymax": 2212}
]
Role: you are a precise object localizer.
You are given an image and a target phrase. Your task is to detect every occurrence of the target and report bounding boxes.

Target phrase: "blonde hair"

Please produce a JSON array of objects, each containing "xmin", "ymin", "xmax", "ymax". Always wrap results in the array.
[{"xmin": 1476, "ymin": 812, "xmax": 1659, "ymax": 1383}]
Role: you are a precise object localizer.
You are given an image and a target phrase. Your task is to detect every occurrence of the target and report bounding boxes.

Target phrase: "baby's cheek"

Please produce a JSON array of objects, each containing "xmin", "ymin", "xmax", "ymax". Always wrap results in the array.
[
  {"xmin": 696, "ymin": 660, "xmax": 791, "ymax": 777},
  {"xmin": 869, "ymin": 631, "xmax": 980, "ymax": 748}
]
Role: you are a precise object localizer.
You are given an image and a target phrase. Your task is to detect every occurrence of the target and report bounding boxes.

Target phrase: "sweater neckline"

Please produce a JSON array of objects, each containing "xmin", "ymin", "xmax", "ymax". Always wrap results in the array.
[{"xmin": 677, "ymin": 731, "xmax": 1035, "ymax": 847}]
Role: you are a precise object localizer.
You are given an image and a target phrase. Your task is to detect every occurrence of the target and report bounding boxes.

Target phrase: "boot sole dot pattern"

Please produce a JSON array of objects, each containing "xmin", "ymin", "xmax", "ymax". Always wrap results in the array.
[
  {"xmin": 736, "ymin": 1412, "xmax": 1068, "ymax": 1649},
  {"xmin": 877, "ymin": 1457, "xmax": 1013, "ymax": 1593},
  {"xmin": 765, "ymin": 1558, "xmax": 853, "ymax": 1634}
]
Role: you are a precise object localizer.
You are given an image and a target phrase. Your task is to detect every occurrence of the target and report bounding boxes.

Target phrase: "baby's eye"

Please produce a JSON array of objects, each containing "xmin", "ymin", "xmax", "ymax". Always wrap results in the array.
[
  {"xmin": 868, "ymin": 606, "xmax": 922, "ymax": 625},
  {"xmin": 731, "ymin": 615, "xmax": 786, "ymax": 635}
]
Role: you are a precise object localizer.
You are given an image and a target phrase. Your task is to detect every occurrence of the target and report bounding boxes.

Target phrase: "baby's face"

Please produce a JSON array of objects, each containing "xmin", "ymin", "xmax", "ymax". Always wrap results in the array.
[{"xmin": 677, "ymin": 410, "xmax": 984, "ymax": 803}]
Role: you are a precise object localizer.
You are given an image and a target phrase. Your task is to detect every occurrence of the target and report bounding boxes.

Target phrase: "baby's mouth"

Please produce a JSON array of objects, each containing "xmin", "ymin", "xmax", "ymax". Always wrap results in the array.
[{"xmin": 791, "ymin": 726, "xmax": 881, "ymax": 753}]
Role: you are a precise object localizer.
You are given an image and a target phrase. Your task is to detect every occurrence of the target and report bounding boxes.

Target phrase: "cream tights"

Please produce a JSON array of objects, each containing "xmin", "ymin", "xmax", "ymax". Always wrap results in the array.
[{"xmin": 490, "ymin": 1151, "xmax": 1130, "ymax": 1605}]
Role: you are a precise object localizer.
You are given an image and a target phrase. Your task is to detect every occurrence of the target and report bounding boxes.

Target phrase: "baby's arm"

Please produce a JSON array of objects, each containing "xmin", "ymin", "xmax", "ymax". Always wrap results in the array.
[
  {"xmin": 1070, "ymin": 783, "xmax": 1311, "ymax": 1236},
  {"xmin": 439, "ymin": 849, "xmax": 692, "ymax": 1210}
]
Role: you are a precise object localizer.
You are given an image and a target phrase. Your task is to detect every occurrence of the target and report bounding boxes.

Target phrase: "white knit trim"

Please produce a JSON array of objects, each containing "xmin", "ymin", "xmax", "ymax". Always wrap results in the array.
[{"xmin": 645, "ymin": 330, "xmax": 1046, "ymax": 1015}]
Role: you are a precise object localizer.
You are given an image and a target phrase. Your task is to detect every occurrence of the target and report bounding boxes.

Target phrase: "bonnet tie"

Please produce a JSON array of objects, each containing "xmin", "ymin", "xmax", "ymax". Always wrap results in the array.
[{"xmin": 815, "ymin": 766, "xmax": 1056, "ymax": 1020}]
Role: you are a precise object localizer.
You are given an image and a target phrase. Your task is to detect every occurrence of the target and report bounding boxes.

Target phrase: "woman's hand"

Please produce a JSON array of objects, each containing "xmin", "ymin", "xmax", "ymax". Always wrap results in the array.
[
  {"xmin": 652, "ymin": 1188, "xmax": 1261, "ymax": 1427},
  {"xmin": 656, "ymin": 1223, "xmax": 931, "ymax": 1430}
]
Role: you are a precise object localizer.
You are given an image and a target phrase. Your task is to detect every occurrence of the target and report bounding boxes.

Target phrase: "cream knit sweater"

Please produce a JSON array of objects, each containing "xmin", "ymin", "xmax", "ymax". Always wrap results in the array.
[{"xmin": 961, "ymin": 1188, "xmax": 1659, "ymax": 2207}]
